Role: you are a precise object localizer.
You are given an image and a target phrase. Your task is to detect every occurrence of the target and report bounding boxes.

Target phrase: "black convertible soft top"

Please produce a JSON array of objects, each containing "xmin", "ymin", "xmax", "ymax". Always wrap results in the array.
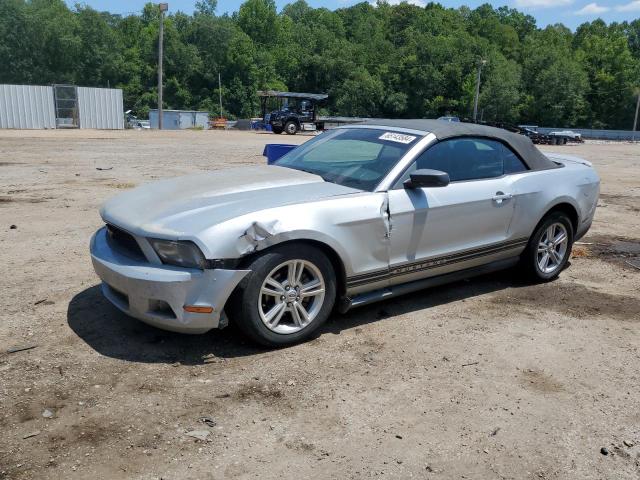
[{"xmin": 359, "ymin": 119, "xmax": 559, "ymax": 171}]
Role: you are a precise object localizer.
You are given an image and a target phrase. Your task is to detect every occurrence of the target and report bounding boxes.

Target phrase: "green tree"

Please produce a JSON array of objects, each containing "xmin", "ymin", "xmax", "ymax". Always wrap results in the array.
[
  {"xmin": 236, "ymin": 0, "xmax": 278, "ymax": 46},
  {"xmin": 0, "ymin": 0, "xmax": 637, "ymax": 127},
  {"xmin": 195, "ymin": 0, "xmax": 217, "ymax": 16},
  {"xmin": 575, "ymin": 20, "xmax": 640, "ymax": 128},
  {"xmin": 520, "ymin": 25, "xmax": 588, "ymax": 126}
]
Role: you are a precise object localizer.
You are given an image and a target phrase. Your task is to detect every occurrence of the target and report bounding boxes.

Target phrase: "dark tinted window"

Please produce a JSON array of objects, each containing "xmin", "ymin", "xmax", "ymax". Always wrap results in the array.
[
  {"xmin": 502, "ymin": 143, "xmax": 528, "ymax": 174},
  {"xmin": 395, "ymin": 137, "xmax": 529, "ymax": 187},
  {"xmin": 415, "ymin": 138, "xmax": 504, "ymax": 182}
]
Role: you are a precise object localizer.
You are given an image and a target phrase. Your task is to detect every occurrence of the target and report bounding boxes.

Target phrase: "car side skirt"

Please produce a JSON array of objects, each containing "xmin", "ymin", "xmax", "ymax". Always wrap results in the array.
[
  {"xmin": 338, "ymin": 256, "xmax": 519, "ymax": 313},
  {"xmin": 345, "ymin": 237, "xmax": 528, "ymax": 289}
]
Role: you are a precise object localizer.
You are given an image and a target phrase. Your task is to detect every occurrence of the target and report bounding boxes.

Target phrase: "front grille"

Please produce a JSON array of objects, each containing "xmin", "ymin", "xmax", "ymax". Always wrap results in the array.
[{"xmin": 106, "ymin": 224, "xmax": 146, "ymax": 260}]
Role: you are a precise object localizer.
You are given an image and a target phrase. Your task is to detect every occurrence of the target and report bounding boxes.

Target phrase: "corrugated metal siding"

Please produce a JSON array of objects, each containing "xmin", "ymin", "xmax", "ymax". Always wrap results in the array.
[
  {"xmin": 150, "ymin": 110, "xmax": 181, "ymax": 129},
  {"xmin": 179, "ymin": 111, "xmax": 194, "ymax": 129},
  {"xmin": 149, "ymin": 110, "xmax": 210, "ymax": 129},
  {"xmin": 195, "ymin": 112, "xmax": 209, "ymax": 129},
  {"xmin": 77, "ymin": 87, "xmax": 124, "ymax": 129},
  {"xmin": 0, "ymin": 84, "xmax": 56, "ymax": 129}
]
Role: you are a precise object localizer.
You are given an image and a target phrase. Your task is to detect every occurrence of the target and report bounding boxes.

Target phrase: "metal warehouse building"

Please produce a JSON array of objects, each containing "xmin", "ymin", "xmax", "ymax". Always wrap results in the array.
[
  {"xmin": 149, "ymin": 109, "xmax": 209, "ymax": 130},
  {"xmin": 0, "ymin": 84, "xmax": 124, "ymax": 129}
]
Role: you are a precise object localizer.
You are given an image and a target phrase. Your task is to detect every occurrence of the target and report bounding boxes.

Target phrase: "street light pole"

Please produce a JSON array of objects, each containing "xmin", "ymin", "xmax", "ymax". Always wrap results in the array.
[
  {"xmin": 158, "ymin": 3, "xmax": 168, "ymax": 130},
  {"xmin": 633, "ymin": 90, "xmax": 640, "ymax": 142},
  {"xmin": 218, "ymin": 72, "xmax": 223, "ymax": 118},
  {"xmin": 473, "ymin": 59, "xmax": 486, "ymax": 123}
]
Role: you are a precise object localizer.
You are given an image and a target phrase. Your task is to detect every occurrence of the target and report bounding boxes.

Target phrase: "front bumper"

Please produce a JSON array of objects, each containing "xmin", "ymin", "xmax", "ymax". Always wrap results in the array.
[{"xmin": 90, "ymin": 227, "xmax": 249, "ymax": 334}]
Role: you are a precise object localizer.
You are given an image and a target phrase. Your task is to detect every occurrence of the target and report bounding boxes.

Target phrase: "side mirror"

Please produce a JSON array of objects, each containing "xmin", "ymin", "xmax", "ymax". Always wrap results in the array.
[{"xmin": 404, "ymin": 169, "xmax": 450, "ymax": 189}]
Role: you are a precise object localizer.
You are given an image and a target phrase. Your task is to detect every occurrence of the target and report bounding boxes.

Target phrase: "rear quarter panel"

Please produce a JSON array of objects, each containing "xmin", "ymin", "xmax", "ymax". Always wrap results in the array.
[{"xmin": 508, "ymin": 160, "xmax": 600, "ymax": 240}]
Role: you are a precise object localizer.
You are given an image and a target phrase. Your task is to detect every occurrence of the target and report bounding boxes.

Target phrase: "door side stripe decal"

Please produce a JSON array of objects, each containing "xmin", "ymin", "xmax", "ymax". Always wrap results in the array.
[{"xmin": 346, "ymin": 237, "xmax": 528, "ymax": 288}]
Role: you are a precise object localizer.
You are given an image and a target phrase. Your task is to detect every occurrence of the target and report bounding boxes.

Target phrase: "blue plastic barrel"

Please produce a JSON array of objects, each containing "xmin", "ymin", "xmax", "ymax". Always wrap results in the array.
[{"xmin": 263, "ymin": 144, "xmax": 298, "ymax": 164}]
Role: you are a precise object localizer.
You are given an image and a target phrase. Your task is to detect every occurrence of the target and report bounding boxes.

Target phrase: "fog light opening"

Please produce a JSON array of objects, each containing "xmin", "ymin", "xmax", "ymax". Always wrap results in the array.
[{"xmin": 148, "ymin": 299, "xmax": 176, "ymax": 319}]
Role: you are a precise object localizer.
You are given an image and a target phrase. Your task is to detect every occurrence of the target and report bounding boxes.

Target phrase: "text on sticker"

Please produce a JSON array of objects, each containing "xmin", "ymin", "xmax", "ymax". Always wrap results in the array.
[{"xmin": 379, "ymin": 132, "xmax": 416, "ymax": 144}]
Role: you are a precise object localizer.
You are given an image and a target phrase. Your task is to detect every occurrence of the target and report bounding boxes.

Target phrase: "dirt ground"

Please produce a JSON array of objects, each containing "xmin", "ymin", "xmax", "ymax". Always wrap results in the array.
[{"xmin": 0, "ymin": 129, "xmax": 639, "ymax": 480}]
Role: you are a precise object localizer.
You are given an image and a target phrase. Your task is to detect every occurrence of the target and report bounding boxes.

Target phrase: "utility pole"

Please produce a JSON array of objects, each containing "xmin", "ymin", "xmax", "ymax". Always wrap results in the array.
[
  {"xmin": 218, "ymin": 72, "xmax": 223, "ymax": 118},
  {"xmin": 473, "ymin": 59, "xmax": 487, "ymax": 123},
  {"xmin": 633, "ymin": 90, "xmax": 640, "ymax": 142},
  {"xmin": 158, "ymin": 3, "xmax": 168, "ymax": 129}
]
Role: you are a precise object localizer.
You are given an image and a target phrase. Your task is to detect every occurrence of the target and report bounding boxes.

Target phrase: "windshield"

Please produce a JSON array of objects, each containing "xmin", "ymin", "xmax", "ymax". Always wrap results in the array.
[{"xmin": 273, "ymin": 128, "xmax": 422, "ymax": 191}]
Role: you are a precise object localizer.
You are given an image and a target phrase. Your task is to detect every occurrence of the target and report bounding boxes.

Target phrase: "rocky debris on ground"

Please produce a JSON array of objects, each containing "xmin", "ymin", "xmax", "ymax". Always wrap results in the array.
[
  {"xmin": 199, "ymin": 416, "xmax": 216, "ymax": 427},
  {"xmin": 185, "ymin": 430, "xmax": 210, "ymax": 441}
]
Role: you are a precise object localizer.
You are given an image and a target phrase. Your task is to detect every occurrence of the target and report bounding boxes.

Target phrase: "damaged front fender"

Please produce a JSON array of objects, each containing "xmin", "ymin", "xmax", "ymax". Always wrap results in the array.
[{"xmin": 237, "ymin": 220, "xmax": 282, "ymax": 254}]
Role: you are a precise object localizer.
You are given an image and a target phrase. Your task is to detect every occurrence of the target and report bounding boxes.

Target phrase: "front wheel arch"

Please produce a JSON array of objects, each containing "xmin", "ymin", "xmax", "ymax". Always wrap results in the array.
[
  {"xmin": 236, "ymin": 239, "xmax": 348, "ymax": 299},
  {"xmin": 227, "ymin": 242, "xmax": 338, "ymax": 346}
]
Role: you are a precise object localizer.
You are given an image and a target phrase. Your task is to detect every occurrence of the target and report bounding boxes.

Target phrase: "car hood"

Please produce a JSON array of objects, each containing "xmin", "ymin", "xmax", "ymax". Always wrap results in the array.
[{"xmin": 101, "ymin": 165, "xmax": 360, "ymax": 238}]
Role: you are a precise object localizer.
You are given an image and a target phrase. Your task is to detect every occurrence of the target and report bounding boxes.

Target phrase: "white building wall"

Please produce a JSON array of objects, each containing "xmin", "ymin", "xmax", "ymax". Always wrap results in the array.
[
  {"xmin": 0, "ymin": 84, "xmax": 123, "ymax": 129},
  {"xmin": 77, "ymin": 87, "xmax": 124, "ymax": 129},
  {"xmin": 0, "ymin": 84, "xmax": 56, "ymax": 129}
]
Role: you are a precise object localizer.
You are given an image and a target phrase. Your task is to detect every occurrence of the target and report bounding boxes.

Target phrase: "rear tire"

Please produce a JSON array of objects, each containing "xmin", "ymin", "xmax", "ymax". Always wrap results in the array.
[
  {"xmin": 228, "ymin": 244, "xmax": 336, "ymax": 347},
  {"xmin": 520, "ymin": 212, "xmax": 574, "ymax": 282},
  {"xmin": 272, "ymin": 126, "xmax": 283, "ymax": 134}
]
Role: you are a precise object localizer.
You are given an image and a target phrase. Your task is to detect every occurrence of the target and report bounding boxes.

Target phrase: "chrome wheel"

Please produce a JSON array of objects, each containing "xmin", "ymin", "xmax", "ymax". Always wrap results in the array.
[
  {"xmin": 258, "ymin": 259, "xmax": 326, "ymax": 334},
  {"xmin": 537, "ymin": 222, "xmax": 569, "ymax": 274}
]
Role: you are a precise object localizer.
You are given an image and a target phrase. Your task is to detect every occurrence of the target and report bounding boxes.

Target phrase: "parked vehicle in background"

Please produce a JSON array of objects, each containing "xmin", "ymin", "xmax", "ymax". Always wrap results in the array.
[
  {"xmin": 90, "ymin": 120, "xmax": 599, "ymax": 347},
  {"xmin": 125, "ymin": 110, "xmax": 150, "ymax": 129},
  {"xmin": 518, "ymin": 125, "xmax": 580, "ymax": 145},
  {"xmin": 437, "ymin": 116, "xmax": 460, "ymax": 122},
  {"xmin": 259, "ymin": 91, "xmax": 327, "ymax": 135},
  {"xmin": 549, "ymin": 130, "xmax": 583, "ymax": 142}
]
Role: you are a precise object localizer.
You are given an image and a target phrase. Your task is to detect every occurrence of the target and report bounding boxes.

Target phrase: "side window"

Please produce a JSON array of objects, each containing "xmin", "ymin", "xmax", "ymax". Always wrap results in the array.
[
  {"xmin": 416, "ymin": 138, "xmax": 504, "ymax": 182},
  {"xmin": 394, "ymin": 137, "xmax": 529, "ymax": 188},
  {"xmin": 501, "ymin": 144, "xmax": 528, "ymax": 174}
]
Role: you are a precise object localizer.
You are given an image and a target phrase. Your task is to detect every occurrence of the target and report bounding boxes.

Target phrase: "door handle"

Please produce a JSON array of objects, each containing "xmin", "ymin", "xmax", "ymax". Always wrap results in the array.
[{"xmin": 492, "ymin": 192, "xmax": 513, "ymax": 203}]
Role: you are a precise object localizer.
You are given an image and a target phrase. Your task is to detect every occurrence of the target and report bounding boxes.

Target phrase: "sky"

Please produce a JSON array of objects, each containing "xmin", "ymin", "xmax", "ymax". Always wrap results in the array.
[{"xmin": 65, "ymin": 0, "xmax": 640, "ymax": 30}]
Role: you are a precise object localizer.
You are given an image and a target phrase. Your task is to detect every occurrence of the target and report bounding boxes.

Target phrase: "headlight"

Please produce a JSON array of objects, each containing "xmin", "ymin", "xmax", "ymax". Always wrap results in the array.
[{"xmin": 148, "ymin": 239, "xmax": 207, "ymax": 269}]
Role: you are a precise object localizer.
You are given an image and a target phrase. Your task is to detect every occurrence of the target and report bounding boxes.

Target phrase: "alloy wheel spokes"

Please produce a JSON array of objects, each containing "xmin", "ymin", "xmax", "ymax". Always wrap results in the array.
[
  {"xmin": 300, "ymin": 279, "xmax": 324, "ymax": 299},
  {"xmin": 287, "ymin": 260, "xmax": 304, "ymax": 287},
  {"xmin": 258, "ymin": 259, "xmax": 326, "ymax": 334},
  {"xmin": 539, "ymin": 252, "xmax": 550, "ymax": 270},
  {"xmin": 553, "ymin": 230, "xmax": 567, "ymax": 246},
  {"xmin": 537, "ymin": 222, "xmax": 569, "ymax": 274},
  {"xmin": 264, "ymin": 302, "xmax": 286, "ymax": 328},
  {"xmin": 261, "ymin": 277, "xmax": 285, "ymax": 297}
]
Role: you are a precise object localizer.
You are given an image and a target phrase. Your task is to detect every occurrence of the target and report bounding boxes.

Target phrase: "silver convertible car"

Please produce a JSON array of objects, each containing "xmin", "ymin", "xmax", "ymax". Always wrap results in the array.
[{"xmin": 90, "ymin": 120, "xmax": 600, "ymax": 346}]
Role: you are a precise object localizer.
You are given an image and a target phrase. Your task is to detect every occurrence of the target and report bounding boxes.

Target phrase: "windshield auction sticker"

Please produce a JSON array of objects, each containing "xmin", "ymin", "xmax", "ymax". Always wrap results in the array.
[{"xmin": 379, "ymin": 132, "xmax": 416, "ymax": 144}]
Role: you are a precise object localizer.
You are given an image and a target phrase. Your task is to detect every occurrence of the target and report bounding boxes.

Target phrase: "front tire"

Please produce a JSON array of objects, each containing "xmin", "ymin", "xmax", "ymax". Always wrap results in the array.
[
  {"xmin": 284, "ymin": 121, "xmax": 298, "ymax": 135},
  {"xmin": 521, "ymin": 212, "xmax": 573, "ymax": 281},
  {"xmin": 229, "ymin": 244, "xmax": 336, "ymax": 347}
]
